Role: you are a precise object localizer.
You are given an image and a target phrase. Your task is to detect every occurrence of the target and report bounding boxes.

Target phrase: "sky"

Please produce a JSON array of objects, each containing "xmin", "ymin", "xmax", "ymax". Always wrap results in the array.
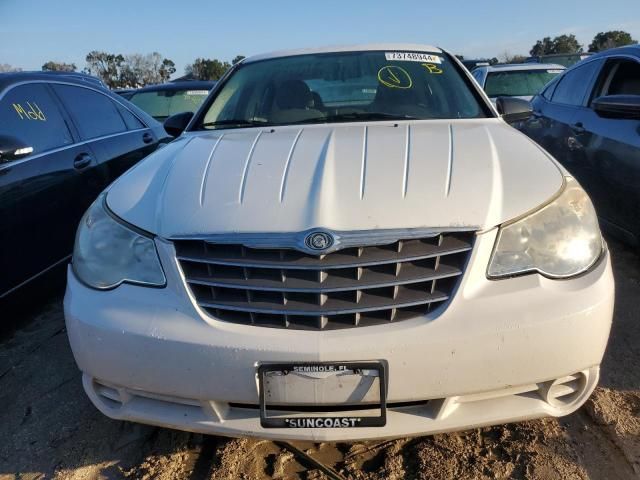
[{"xmin": 1, "ymin": 0, "xmax": 639, "ymax": 77}]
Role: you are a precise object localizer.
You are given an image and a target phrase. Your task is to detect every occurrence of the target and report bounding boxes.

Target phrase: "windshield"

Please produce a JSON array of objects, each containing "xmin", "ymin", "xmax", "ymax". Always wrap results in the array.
[
  {"xmin": 197, "ymin": 50, "xmax": 488, "ymax": 130},
  {"xmin": 484, "ymin": 69, "xmax": 563, "ymax": 98},
  {"xmin": 129, "ymin": 88, "xmax": 210, "ymax": 121}
]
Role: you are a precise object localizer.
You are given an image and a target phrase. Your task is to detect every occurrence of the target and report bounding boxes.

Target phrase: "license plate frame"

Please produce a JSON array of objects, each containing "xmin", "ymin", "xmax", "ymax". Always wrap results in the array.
[{"xmin": 258, "ymin": 362, "xmax": 387, "ymax": 429}]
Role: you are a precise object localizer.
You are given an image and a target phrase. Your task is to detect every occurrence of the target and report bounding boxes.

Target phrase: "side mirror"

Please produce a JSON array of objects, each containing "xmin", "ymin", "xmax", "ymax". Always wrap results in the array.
[
  {"xmin": 592, "ymin": 95, "xmax": 640, "ymax": 120},
  {"xmin": 0, "ymin": 135, "xmax": 33, "ymax": 163},
  {"xmin": 496, "ymin": 97, "xmax": 533, "ymax": 123},
  {"xmin": 163, "ymin": 111, "xmax": 194, "ymax": 137}
]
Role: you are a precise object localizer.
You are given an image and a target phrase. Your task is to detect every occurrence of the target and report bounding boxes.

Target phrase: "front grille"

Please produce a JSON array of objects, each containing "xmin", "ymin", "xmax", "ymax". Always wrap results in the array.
[{"xmin": 174, "ymin": 231, "xmax": 474, "ymax": 330}]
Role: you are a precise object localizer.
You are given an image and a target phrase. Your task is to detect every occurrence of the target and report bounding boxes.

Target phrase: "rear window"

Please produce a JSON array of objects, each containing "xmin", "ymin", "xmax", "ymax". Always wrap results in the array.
[
  {"xmin": 484, "ymin": 69, "xmax": 564, "ymax": 98},
  {"xmin": 130, "ymin": 89, "xmax": 210, "ymax": 121}
]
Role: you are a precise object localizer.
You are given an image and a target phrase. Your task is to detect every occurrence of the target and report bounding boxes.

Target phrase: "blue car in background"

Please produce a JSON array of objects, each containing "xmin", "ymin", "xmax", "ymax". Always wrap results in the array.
[{"xmin": 518, "ymin": 45, "xmax": 640, "ymax": 246}]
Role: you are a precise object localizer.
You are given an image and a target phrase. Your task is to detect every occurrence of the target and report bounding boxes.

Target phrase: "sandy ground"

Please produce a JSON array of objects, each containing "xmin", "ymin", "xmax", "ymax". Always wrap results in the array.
[{"xmin": 0, "ymin": 238, "xmax": 638, "ymax": 480}]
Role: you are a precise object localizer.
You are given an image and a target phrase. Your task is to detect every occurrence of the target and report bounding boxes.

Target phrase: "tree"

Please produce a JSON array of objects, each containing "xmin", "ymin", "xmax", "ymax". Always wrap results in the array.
[
  {"xmin": 554, "ymin": 34, "xmax": 583, "ymax": 54},
  {"xmin": 232, "ymin": 55, "xmax": 246, "ymax": 65},
  {"xmin": 85, "ymin": 51, "xmax": 125, "ymax": 88},
  {"xmin": 185, "ymin": 58, "xmax": 231, "ymax": 80},
  {"xmin": 530, "ymin": 34, "xmax": 582, "ymax": 56},
  {"xmin": 42, "ymin": 61, "xmax": 76, "ymax": 72},
  {"xmin": 530, "ymin": 37, "xmax": 555, "ymax": 56},
  {"xmin": 0, "ymin": 63, "xmax": 21, "ymax": 72},
  {"xmin": 499, "ymin": 51, "xmax": 528, "ymax": 64},
  {"xmin": 119, "ymin": 52, "xmax": 176, "ymax": 87},
  {"xmin": 160, "ymin": 58, "xmax": 176, "ymax": 82},
  {"xmin": 85, "ymin": 51, "xmax": 176, "ymax": 88},
  {"xmin": 589, "ymin": 30, "xmax": 637, "ymax": 52}
]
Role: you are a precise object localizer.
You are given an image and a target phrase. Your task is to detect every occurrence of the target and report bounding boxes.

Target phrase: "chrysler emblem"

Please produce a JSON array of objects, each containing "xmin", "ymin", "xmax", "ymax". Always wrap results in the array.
[{"xmin": 305, "ymin": 231, "xmax": 334, "ymax": 251}]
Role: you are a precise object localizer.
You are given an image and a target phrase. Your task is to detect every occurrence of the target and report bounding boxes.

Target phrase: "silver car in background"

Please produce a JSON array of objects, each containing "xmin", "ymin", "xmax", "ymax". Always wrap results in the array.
[{"xmin": 472, "ymin": 63, "xmax": 565, "ymax": 103}]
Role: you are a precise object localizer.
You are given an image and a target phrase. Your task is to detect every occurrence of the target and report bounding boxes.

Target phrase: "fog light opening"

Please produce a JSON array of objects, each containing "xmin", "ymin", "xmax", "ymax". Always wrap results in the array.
[
  {"xmin": 93, "ymin": 380, "xmax": 128, "ymax": 409},
  {"xmin": 539, "ymin": 372, "xmax": 588, "ymax": 408}
]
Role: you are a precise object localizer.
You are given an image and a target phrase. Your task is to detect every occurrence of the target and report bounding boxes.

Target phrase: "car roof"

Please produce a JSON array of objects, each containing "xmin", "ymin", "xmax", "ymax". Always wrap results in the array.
[
  {"xmin": 131, "ymin": 80, "xmax": 216, "ymax": 94},
  {"xmin": 588, "ymin": 44, "xmax": 640, "ymax": 60},
  {"xmin": 244, "ymin": 43, "xmax": 443, "ymax": 63},
  {"xmin": 0, "ymin": 71, "xmax": 107, "ymax": 92},
  {"xmin": 477, "ymin": 63, "xmax": 565, "ymax": 73},
  {"xmin": 0, "ymin": 71, "xmax": 162, "ymax": 128}
]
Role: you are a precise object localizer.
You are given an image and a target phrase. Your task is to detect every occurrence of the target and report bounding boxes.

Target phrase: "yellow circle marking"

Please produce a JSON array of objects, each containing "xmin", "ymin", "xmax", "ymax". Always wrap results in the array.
[{"xmin": 377, "ymin": 65, "xmax": 413, "ymax": 89}]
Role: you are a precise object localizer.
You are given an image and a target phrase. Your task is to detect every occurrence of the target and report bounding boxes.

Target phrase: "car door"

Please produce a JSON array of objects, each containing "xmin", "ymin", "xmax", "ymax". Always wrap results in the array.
[
  {"xmin": 521, "ymin": 60, "xmax": 602, "ymax": 174},
  {"xmin": 50, "ymin": 84, "xmax": 158, "ymax": 194},
  {"xmin": 0, "ymin": 83, "xmax": 97, "ymax": 297},
  {"xmin": 573, "ymin": 56, "xmax": 640, "ymax": 242}
]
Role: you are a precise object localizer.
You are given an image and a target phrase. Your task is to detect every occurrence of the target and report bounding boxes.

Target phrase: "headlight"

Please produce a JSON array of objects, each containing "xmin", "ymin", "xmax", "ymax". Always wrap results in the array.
[
  {"xmin": 488, "ymin": 177, "xmax": 603, "ymax": 279},
  {"xmin": 73, "ymin": 195, "xmax": 166, "ymax": 289}
]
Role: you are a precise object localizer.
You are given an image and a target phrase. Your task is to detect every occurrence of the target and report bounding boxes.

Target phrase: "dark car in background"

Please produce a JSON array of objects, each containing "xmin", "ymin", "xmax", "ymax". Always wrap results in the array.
[
  {"xmin": 0, "ymin": 72, "xmax": 170, "ymax": 299},
  {"xmin": 128, "ymin": 80, "xmax": 215, "ymax": 122},
  {"xmin": 39, "ymin": 70, "xmax": 108, "ymax": 89},
  {"xmin": 518, "ymin": 45, "xmax": 640, "ymax": 245}
]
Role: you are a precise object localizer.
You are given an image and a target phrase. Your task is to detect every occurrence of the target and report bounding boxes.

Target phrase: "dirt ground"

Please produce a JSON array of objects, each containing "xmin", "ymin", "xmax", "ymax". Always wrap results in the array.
[{"xmin": 1, "ymin": 238, "xmax": 638, "ymax": 480}]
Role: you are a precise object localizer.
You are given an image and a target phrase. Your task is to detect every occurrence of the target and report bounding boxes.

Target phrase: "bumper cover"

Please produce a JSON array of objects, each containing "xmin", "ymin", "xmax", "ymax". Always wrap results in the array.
[{"xmin": 64, "ymin": 230, "xmax": 614, "ymax": 440}]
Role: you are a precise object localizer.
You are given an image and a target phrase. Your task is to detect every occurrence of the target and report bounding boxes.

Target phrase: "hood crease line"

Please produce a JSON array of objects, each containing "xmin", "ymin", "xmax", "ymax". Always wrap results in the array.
[
  {"xmin": 279, "ymin": 128, "xmax": 304, "ymax": 203},
  {"xmin": 200, "ymin": 134, "xmax": 225, "ymax": 207},
  {"xmin": 360, "ymin": 125, "xmax": 368, "ymax": 200},
  {"xmin": 239, "ymin": 130, "xmax": 263, "ymax": 203},
  {"xmin": 445, "ymin": 123, "xmax": 454, "ymax": 197},
  {"xmin": 403, "ymin": 124, "xmax": 411, "ymax": 198},
  {"xmin": 157, "ymin": 136, "xmax": 194, "ymax": 234}
]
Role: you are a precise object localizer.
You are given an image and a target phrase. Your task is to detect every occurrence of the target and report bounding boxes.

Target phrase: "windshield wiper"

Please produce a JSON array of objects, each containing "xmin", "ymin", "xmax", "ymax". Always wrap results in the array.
[
  {"xmin": 201, "ymin": 119, "xmax": 269, "ymax": 129},
  {"xmin": 290, "ymin": 112, "xmax": 420, "ymax": 124}
]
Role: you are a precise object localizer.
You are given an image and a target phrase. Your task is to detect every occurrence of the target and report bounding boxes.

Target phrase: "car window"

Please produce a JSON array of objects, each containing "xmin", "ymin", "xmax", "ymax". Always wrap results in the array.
[
  {"xmin": 551, "ymin": 61, "xmax": 602, "ymax": 106},
  {"xmin": 0, "ymin": 83, "xmax": 74, "ymax": 154},
  {"xmin": 116, "ymin": 103, "xmax": 146, "ymax": 130},
  {"xmin": 129, "ymin": 89, "xmax": 210, "ymax": 121},
  {"xmin": 484, "ymin": 69, "xmax": 563, "ymax": 97},
  {"xmin": 198, "ymin": 50, "xmax": 489, "ymax": 129},
  {"xmin": 52, "ymin": 84, "xmax": 127, "ymax": 140},
  {"xmin": 598, "ymin": 59, "xmax": 640, "ymax": 97},
  {"xmin": 541, "ymin": 76, "xmax": 561, "ymax": 100}
]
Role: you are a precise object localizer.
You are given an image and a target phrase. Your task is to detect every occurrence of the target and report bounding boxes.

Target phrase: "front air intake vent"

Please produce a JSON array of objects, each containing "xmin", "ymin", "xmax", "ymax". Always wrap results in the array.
[
  {"xmin": 539, "ymin": 373, "xmax": 588, "ymax": 407},
  {"xmin": 174, "ymin": 231, "xmax": 474, "ymax": 330}
]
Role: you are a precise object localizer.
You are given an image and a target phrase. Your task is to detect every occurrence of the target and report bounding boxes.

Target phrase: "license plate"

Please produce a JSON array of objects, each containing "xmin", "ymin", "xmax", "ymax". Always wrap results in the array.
[{"xmin": 258, "ymin": 362, "xmax": 387, "ymax": 428}]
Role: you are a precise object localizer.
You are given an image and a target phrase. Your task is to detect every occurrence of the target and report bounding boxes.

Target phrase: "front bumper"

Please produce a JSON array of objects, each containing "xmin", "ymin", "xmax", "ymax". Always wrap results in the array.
[{"xmin": 64, "ymin": 230, "xmax": 614, "ymax": 441}]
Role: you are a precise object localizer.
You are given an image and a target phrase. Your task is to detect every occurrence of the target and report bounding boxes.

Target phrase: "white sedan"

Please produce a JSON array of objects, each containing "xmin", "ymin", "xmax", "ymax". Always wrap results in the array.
[{"xmin": 65, "ymin": 44, "xmax": 613, "ymax": 441}]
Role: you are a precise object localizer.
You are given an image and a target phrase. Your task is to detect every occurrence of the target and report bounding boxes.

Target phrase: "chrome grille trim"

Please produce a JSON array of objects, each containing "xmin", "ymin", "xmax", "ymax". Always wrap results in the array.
[{"xmin": 174, "ymin": 231, "xmax": 475, "ymax": 330}]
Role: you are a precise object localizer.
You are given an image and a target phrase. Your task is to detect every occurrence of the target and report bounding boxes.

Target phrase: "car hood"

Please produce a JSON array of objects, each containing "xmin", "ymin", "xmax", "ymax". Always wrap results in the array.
[{"xmin": 106, "ymin": 119, "xmax": 562, "ymax": 237}]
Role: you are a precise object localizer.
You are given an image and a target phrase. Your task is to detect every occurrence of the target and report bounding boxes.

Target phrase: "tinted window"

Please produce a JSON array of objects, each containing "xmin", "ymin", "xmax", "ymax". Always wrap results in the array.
[
  {"xmin": 542, "ymin": 76, "xmax": 560, "ymax": 100},
  {"xmin": 551, "ymin": 61, "xmax": 601, "ymax": 106},
  {"xmin": 198, "ymin": 51, "xmax": 488, "ymax": 130},
  {"xmin": 604, "ymin": 60, "xmax": 640, "ymax": 96},
  {"xmin": 130, "ymin": 89, "xmax": 210, "ymax": 121},
  {"xmin": 0, "ymin": 83, "xmax": 73, "ymax": 154},
  {"xmin": 53, "ymin": 85, "xmax": 126, "ymax": 139},
  {"xmin": 116, "ymin": 103, "xmax": 145, "ymax": 130},
  {"xmin": 484, "ymin": 69, "xmax": 563, "ymax": 97}
]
